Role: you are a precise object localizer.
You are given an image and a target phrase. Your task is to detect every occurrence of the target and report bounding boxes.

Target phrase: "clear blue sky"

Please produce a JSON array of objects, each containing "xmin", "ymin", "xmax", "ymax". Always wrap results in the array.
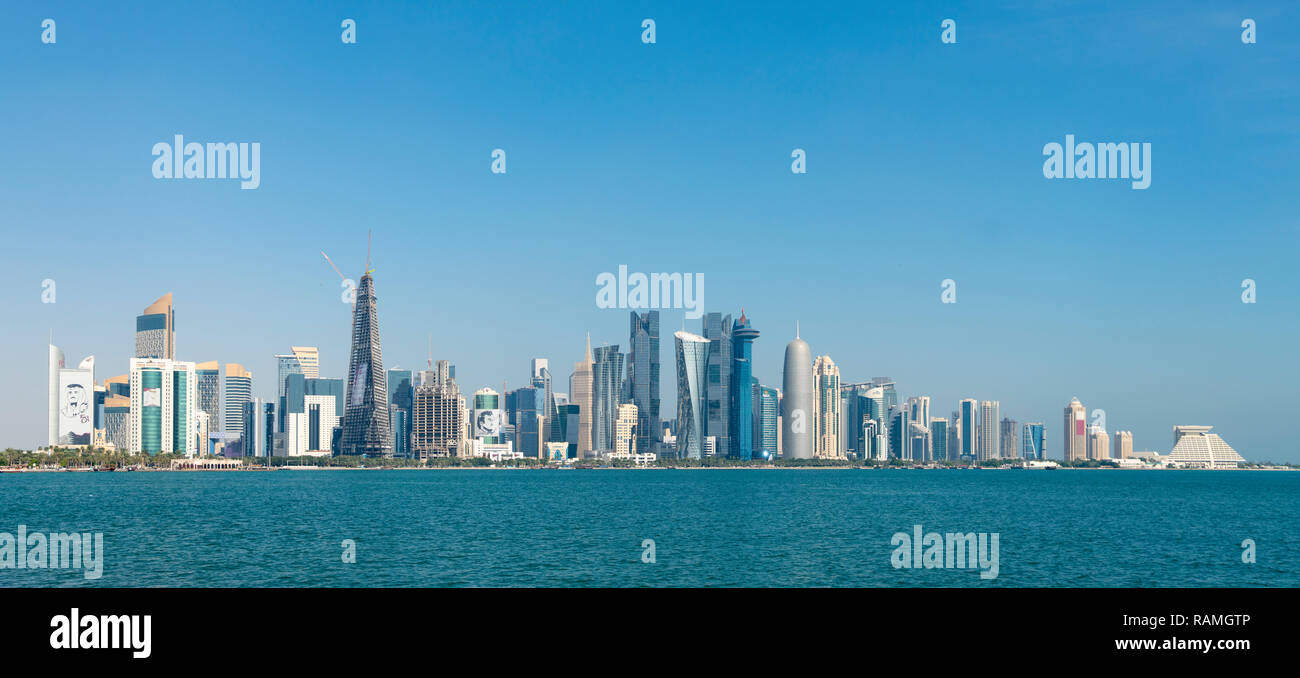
[{"xmin": 2, "ymin": 1, "xmax": 1297, "ymax": 460}]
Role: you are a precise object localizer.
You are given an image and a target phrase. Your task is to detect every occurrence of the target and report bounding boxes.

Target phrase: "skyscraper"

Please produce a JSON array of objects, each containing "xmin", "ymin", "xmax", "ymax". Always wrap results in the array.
[
  {"xmin": 958, "ymin": 399, "xmax": 978, "ymax": 459},
  {"xmin": 730, "ymin": 310, "xmax": 760, "ymax": 460},
  {"xmin": 615, "ymin": 402, "xmax": 639, "ymax": 457},
  {"xmin": 530, "ymin": 359, "xmax": 561, "ymax": 444},
  {"xmin": 908, "ymin": 396, "xmax": 931, "ymax": 459},
  {"xmin": 627, "ymin": 311, "xmax": 661, "ymax": 455},
  {"xmin": 128, "ymin": 358, "xmax": 196, "ymax": 455},
  {"xmin": 702, "ymin": 312, "xmax": 732, "ymax": 458},
  {"xmin": 978, "ymin": 400, "xmax": 1000, "ymax": 460},
  {"xmin": 781, "ymin": 325, "xmax": 813, "ymax": 460},
  {"xmin": 674, "ymin": 330, "xmax": 709, "ymax": 459},
  {"xmin": 1064, "ymin": 398, "xmax": 1087, "ymax": 462},
  {"xmin": 195, "ymin": 361, "xmax": 221, "ymax": 432},
  {"xmin": 1089, "ymin": 425, "xmax": 1110, "ymax": 460},
  {"xmin": 340, "ymin": 273, "xmax": 392, "ymax": 457},
  {"xmin": 275, "ymin": 346, "xmax": 319, "ymax": 429},
  {"xmin": 591, "ymin": 344, "xmax": 625, "ymax": 455},
  {"xmin": 571, "ymin": 334, "xmax": 594, "ymax": 459},
  {"xmin": 756, "ymin": 384, "xmax": 779, "ymax": 460},
  {"xmin": 1113, "ymin": 430, "xmax": 1133, "ymax": 459},
  {"xmin": 135, "ymin": 293, "xmax": 175, "ymax": 360},
  {"xmin": 813, "ymin": 355, "xmax": 841, "ymax": 458},
  {"xmin": 1022, "ymin": 422, "xmax": 1046, "ymax": 460},
  {"xmin": 47, "ymin": 343, "xmax": 64, "ymax": 447},
  {"xmin": 388, "ymin": 368, "xmax": 413, "ymax": 458},
  {"xmin": 223, "ymin": 364, "xmax": 252, "ymax": 436},
  {"xmin": 930, "ymin": 417, "xmax": 949, "ymax": 461},
  {"xmin": 1000, "ymin": 417, "xmax": 1018, "ymax": 459},
  {"xmin": 50, "ymin": 351, "xmax": 94, "ymax": 447}
]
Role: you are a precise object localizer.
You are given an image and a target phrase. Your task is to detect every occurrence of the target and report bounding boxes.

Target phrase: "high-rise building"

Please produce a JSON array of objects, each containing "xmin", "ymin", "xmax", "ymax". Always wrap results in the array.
[
  {"xmin": 471, "ymin": 388, "xmax": 503, "ymax": 444},
  {"xmin": 756, "ymin": 384, "xmax": 779, "ymax": 461},
  {"xmin": 48, "ymin": 344, "xmax": 64, "ymax": 447},
  {"xmin": 195, "ymin": 361, "xmax": 221, "ymax": 433},
  {"xmin": 958, "ymin": 399, "xmax": 978, "ymax": 459},
  {"xmin": 49, "ymin": 349, "xmax": 94, "ymax": 447},
  {"xmin": 1022, "ymin": 422, "xmax": 1046, "ymax": 460},
  {"xmin": 276, "ymin": 346, "xmax": 319, "ymax": 431},
  {"xmin": 930, "ymin": 418, "xmax": 949, "ymax": 461},
  {"xmin": 702, "ymin": 312, "xmax": 732, "ymax": 458},
  {"xmin": 387, "ymin": 368, "xmax": 412, "ymax": 458},
  {"xmin": 1064, "ymin": 398, "xmax": 1087, "ymax": 462},
  {"xmin": 730, "ymin": 310, "xmax": 759, "ymax": 460},
  {"xmin": 812, "ymin": 355, "xmax": 841, "ymax": 458},
  {"xmin": 674, "ymin": 331, "xmax": 710, "ymax": 459},
  {"xmin": 223, "ymin": 364, "xmax": 253, "ymax": 436},
  {"xmin": 129, "ymin": 358, "xmax": 196, "ymax": 455},
  {"xmin": 509, "ymin": 386, "xmax": 544, "ymax": 458},
  {"xmin": 615, "ymin": 402, "xmax": 639, "ymax": 457},
  {"xmin": 889, "ymin": 406, "xmax": 910, "ymax": 460},
  {"xmin": 1113, "ymin": 430, "xmax": 1133, "ymax": 459},
  {"xmin": 242, "ymin": 397, "xmax": 268, "ymax": 457},
  {"xmin": 781, "ymin": 325, "xmax": 813, "ymax": 460},
  {"xmin": 591, "ymin": 344, "xmax": 625, "ymax": 455},
  {"xmin": 907, "ymin": 396, "xmax": 931, "ymax": 459},
  {"xmin": 103, "ymin": 394, "xmax": 130, "ymax": 451},
  {"xmin": 1166, "ymin": 426, "xmax": 1246, "ymax": 468},
  {"xmin": 570, "ymin": 335, "xmax": 595, "ymax": 459},
  {"xmin": 978, "ymin": 400, "xmax": 1000, "ymax": 460},
  {"xmin": 627, "ymin": 311, "xmax": 661, "ymax": 455},
  {"xmin": 1089, "ymin": 425, "xmax": 1110, "ymax": 460},
  {"xmin": 412, "ymin": 374, "xmax": 466, "ymax": 459},
  {"xmin": 530, "ymin": 359, "xmax": 562, "ymax": 444},
  {"xmin": 340, "ymin": 273, "xmax": 392, "ymax": 457},
  {"xmin": 1000, "ymin": 417, "xmax": 1019, "ymax": 459},
  {"xmin": 135, "ymin": 293, "xmax": 175, "ymax": 360}
]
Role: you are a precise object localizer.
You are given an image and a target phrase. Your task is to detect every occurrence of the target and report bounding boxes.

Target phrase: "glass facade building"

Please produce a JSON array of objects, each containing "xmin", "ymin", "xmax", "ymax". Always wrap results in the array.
[
  {"xmin": 674, "ymin": 331, "xmax": 709, "ymax": 460},
  {"xmin": 627, "ymin": 311, "xmax": 660, "ymax": 455}
]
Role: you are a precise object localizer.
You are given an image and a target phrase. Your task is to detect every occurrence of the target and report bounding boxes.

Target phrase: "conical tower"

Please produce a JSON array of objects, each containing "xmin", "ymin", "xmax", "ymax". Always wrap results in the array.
[{"xmin": 341, "ymin": 271, "xmax": 392, "ymax": 457}]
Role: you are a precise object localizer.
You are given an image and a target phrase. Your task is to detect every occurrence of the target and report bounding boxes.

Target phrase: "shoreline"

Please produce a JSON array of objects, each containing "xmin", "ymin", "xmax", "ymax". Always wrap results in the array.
[{"xmin": 3, "ymin": 465, "xmax": 1295, "ymax": 473}]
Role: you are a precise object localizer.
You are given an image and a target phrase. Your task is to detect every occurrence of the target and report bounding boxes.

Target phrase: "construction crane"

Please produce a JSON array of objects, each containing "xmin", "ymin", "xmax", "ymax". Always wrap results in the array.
[{"xmin": 321, "ymin": 251, "xmax": 355, "ymax": 312}]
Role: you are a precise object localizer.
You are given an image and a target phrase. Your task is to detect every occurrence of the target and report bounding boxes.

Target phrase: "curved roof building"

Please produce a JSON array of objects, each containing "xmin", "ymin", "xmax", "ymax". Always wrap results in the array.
[
  {"xmin": 782, "ymin": 324, "xmax": 813, "ymax": 460},
  {"xmin": 674, "ymin": 331, "xmax": 709, "ymax": 460}
]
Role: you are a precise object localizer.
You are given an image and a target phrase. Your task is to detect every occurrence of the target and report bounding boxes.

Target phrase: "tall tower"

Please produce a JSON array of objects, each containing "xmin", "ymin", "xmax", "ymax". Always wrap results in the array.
[
  {"xmin": 1063, "ymin": 397, "xmax": 1086, "ymax": 462},
  {"xmin": 702, "ymin": 312, "xmax": 732, "ymax": 458},
  {"xmin": 959, "ymin": 398, "xmax": 978, "ymax": 459},
  {"xmin": 674, "ymin": 331, "xmax": 710, "ymax": 459},
  {"xmin": 591, "ymin": 345, "xmax": 625, "ymax": 455},
  {"xmin": 223, "ymin": 363, "xmax": 253, "ymax": 436},
  {"xmin": 340, "ymin": 272, "xmax": 392, "ymax": 457},
  {"xmin": 812, "ymin": 355, "xmax": 841, "ymax": 458},
  {"xmin": 48, "ymin": 343, "xmax": 64, "ymax": 447},
  {"xmin": 978, "ymin": 400, "xmax": 1000, "ymax": 460},
  {"xmin": 781, "ymin": 324, "xmax": 813, "ymax": 460},
  {"xmin": 730, "ymin": 310, "xmax": 760, "ymax": 460},
  {"xmin": 135, "ymin": 293, "xmax": 175, "ymax": 359},
  {"xmin": 571, "ymin": 335, "xmax": 594, "ymax": 459},
  {"xmin": 628, "ymin": 311, "xmax": 661, "ymax": 455}
]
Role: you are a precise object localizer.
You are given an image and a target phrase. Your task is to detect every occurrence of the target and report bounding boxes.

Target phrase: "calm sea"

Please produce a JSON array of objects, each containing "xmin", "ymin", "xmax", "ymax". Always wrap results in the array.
[{"xmin": 1, "ymin": 469, "xmax": 1295, "ymax": 587}]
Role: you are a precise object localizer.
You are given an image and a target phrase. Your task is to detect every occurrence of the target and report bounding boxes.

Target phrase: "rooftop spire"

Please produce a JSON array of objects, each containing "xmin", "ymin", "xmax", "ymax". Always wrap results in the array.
[{"xmin": 796, "ymin": 320, "xmax": 800, "ymax": 339}]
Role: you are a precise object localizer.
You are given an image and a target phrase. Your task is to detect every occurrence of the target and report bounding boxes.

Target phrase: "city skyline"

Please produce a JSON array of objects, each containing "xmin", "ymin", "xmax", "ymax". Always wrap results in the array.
[{"xmin": 4, "ymin": 3, "xmax": 1297, "ymax": 460}]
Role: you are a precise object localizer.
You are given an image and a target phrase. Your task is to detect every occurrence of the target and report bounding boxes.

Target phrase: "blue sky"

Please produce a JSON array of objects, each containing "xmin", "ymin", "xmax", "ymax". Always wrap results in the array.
[{"xmin": 2, "ymin": 1, "xmax": 1297, "ymax": 460}]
